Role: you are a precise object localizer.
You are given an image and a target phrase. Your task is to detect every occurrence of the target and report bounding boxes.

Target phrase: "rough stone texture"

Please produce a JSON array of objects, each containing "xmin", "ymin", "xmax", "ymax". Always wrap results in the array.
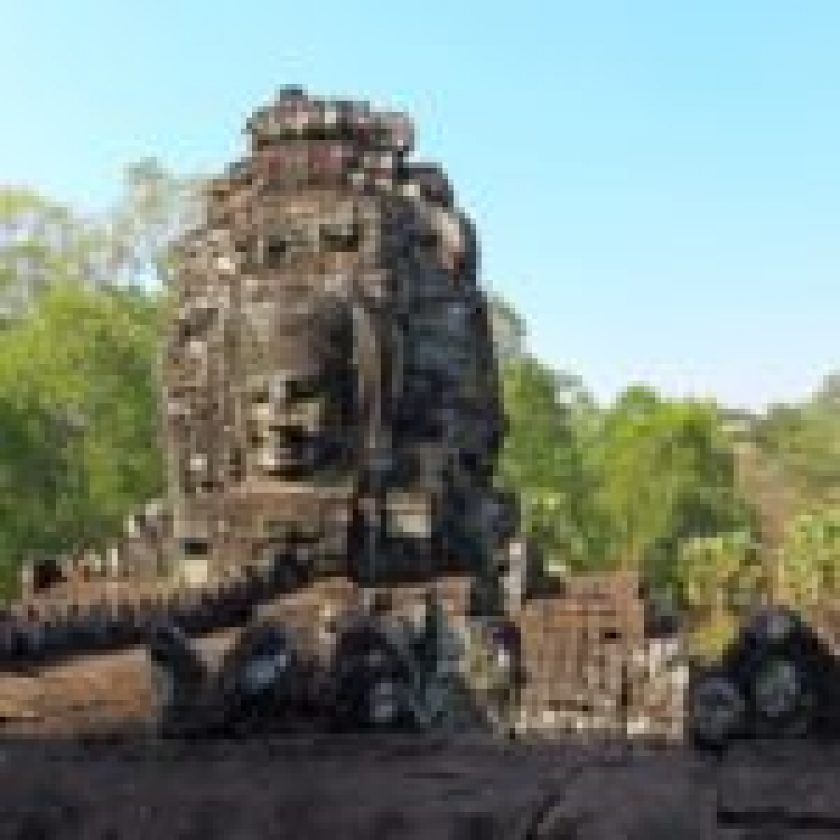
[
  {"xmin": 2, "ymin": 572, "xmax": 687, "ymax": 742},
  {"xmin": 161, "ymin": 87, "xmax": 514, "ymax": 597},
  {"xmin": 0, "ymin": 648, "xmax": 153, "ymax": 736},
  {"xmin": 0, "ymin": 630, "xmax": 243, "ymax": 737},
  {"xmin": 2, "ymin": 736, "xmax": 837, "ymax": 839}
]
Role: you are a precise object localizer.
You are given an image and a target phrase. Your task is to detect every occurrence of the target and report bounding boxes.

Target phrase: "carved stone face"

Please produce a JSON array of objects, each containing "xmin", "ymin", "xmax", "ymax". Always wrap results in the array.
[
  {"xmin": 241, "ymin": 298, "xmax": 354, "ymax": 479},
  {"xmin": 164, "ymin": 93, "xmax": 513, "ymax": 588},
  {"xmin": 233, "ymin": 192, "xmax": 369, "ymax": 479}
]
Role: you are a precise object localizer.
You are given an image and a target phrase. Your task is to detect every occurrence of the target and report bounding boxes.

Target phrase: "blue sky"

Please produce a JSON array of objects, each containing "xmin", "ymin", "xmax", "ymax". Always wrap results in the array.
[{"xmin": 2, "ymin": 0, "xmax": 838, "ymax": 409}]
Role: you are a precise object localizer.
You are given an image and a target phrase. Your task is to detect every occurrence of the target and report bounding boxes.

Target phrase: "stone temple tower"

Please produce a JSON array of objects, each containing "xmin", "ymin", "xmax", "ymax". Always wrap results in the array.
[{"xmin": 162, "ymin": 88, "xmax": 516, "ymax": 607}]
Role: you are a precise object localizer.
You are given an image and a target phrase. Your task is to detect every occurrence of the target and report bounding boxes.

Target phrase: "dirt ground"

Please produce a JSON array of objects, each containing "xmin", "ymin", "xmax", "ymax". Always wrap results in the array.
[
  {"xmin": 2, "ymin": 643, "xmax": 840, "ymax": 838},
  {"xmin": 2, "ymin": 734, "xmax": 840, "ymax": 839}
]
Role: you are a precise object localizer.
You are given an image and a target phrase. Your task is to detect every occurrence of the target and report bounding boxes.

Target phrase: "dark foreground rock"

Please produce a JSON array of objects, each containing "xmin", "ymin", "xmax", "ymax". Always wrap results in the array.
[{"xmin": 2, "ymin": 735, "xmax": 839, "ymax": 839}]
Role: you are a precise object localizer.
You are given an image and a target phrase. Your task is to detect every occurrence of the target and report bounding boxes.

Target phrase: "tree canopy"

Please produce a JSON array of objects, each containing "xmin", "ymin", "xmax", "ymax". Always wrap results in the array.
[
  {"xmin": 0, "ymin": 164, "xmax": 186, "ymax": 598},
  {"xmin": 0, "ymin": 282, "xmax": 164, "ymax": 596}
]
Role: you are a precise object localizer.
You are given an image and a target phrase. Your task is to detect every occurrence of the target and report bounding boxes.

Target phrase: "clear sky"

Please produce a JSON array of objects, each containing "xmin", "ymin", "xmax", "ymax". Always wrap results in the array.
[{"xmin": 2, "ymin": 0, "xmax": 838, "ymax": 409}]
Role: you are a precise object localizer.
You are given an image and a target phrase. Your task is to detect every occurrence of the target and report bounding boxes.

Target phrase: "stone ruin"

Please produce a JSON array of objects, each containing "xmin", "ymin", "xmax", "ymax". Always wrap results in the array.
[
  {"xmin": 2, "ymin": 90, "xmax": 690, "ymax": 743},
  {"xmin": 160, "ymin": 86, "xmax": 516, "ymax": 603},
  {"xmin": 15, "ymin": 88, "xmax": 518, "ymax": 606}
]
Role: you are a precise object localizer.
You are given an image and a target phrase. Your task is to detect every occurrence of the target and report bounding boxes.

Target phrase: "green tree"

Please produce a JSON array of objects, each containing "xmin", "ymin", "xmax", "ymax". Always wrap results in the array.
[
  {"xmin": 0, "ymin": 188, "xmax": 94, "ymax": 316},
  {"xmin": 677, "ymin": 530, "xmax": 760, "ymax": 656},
  {"xmin": 678, "ymin": 531, "xmax": 758, "ymax": 612},
  {"xmin": 0, "ymin": 393, "xmax": 74, "ymax": 597},
  {"xmin": 499, "ymin": 354, "xmax": 603, "ymax": 571},
  {"xmin": 104, "ymin": 158, "xmax": 204, "ymax": 288},
  {"xmin": 0, "ymin": 282, "xmax": 165, "ymax": 594},
  {"xmin": 594, "ymin": 386, "xmax": 750, "ymax": 589},
  {"xmin": 753, "ymin": 374, "xmax": 840, "ymax": 510},
  {"xmin": 0, "ymin": 164, "xmax": 198, "ymax": 599},
  {"xmin": 777, "ymin": 509, "xmax": 840, "ymax": 607},
  {"xmin": 0, "ymin": 161, "xmax": 201, "ymax": 313}
]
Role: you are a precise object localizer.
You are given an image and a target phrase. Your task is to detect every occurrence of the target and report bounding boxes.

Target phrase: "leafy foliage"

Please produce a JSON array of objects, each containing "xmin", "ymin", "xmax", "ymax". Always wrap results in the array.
[
  {"xmin": 0, "ymin": 164, "xmax": 191, "ymax": 598},
  {"xmin": 592, "ymin": 386, "xmax": 751, "ymax": 588},
  {"xmin": 494, "ymin": 299, "xmax": 840, "ymax": 652},
  {"xmin": 752, "ymin": 375, "xmax": 840, "ymax": 510},
  {"xmin": 498, "ymin": 355, "xmax": 603, "ymax": 572},
  {"xmin": 498, "ymin": 329, "xmax": 752, "ymax": 595},
  {"xmin": 0, "ymin": 282, "xmax": 165, "ymax": 595},
  {"xmin": 0, "ymin": 160, "xmax": 200, "ymax": 316},
  {"xmin": 777, "ymin": 509, "xmax": 840, "ymax": 607}
]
